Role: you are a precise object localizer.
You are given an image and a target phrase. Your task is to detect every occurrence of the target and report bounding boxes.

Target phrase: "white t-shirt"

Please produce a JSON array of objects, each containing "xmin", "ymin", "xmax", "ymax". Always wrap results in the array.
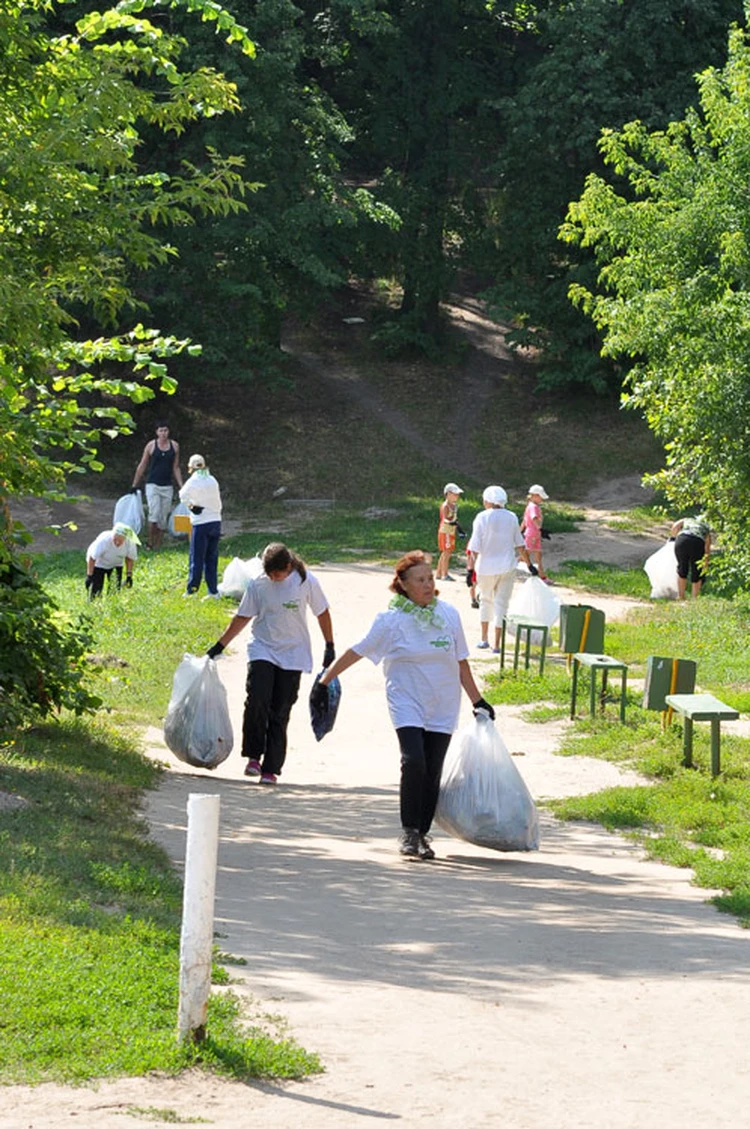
[
  {"xmin": 353, "ymin": 599, "xmax": 469, "ymax": 733},
  {"xmin": 237, "ymin": 571, "xmax": 329, "ymax": 672},
  {"xmin": 86, "ymin": 530, "xmax": 138, "ymax": 569},
  {"xmin": 468, "ymin": 508, "xmax": 524, "ymax": 576},
  {"xmin": 179, "ymin": 472, "xmax": 222, "ymax": 525}
]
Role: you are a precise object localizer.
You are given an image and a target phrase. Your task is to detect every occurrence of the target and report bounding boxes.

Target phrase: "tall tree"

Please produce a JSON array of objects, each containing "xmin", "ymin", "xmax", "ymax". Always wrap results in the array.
[
  {"xmin": 486, "ymin": 0, "xmax": 744, "ymax": 390},
  {"xmin": 562, "ymin": 20, "xmax": 750, "ymax": 578}
]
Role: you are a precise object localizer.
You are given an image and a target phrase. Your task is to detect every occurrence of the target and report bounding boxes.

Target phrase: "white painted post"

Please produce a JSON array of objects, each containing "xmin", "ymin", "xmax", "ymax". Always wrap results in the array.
[{"xmin": 177, "ymin": 792, "xmax": 221, "ymax": 1043}]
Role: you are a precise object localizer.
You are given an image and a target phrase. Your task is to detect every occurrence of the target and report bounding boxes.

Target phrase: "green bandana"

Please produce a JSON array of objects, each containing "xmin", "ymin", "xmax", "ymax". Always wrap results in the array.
[{"xmin": 389, "ymin": 594, "xmax": 445, "ymax": 631}]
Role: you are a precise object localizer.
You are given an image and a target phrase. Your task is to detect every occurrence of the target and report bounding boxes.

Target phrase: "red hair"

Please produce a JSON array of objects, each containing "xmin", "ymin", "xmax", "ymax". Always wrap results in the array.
[{"xmin": 389, "ymin": 550, "xmax": 435, "ymax": 596}]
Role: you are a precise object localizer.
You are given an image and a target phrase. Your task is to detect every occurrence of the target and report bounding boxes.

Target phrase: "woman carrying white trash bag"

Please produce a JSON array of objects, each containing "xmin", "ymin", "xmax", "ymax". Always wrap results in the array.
[{"xmin": 313, "ymin": 550, "xmax": 494, "ymax": 861}]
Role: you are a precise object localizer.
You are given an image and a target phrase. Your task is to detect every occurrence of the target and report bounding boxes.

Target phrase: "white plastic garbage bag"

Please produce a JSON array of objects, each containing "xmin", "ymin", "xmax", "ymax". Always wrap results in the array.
[
  {"xmin": 163, "ymin": 653, "xmax": 234, "ymax": 769},
  {"xmin": 436, "ymin": 713, "xmax": 540, "ymax": 851},
  {"xmin": 644, "ymin": 540, "xmax": 679, "ymax": 599},
  {"xmin": 217, "ymin": 555, "xmax": 264, "ymax": 599},
  {"xmin": 507, "ymin": 574, "xmax": 560, "ymax": 643},
  {"xmin": 113, "ymin": 490, "xmax": 144, "ymax": 534}
]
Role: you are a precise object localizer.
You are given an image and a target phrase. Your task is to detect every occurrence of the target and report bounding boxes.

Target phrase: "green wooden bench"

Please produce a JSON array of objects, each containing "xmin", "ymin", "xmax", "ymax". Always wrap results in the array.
[
  {"xmin": 664, "ymin": 693, "xmax": 740, "ymax": 776},
  {"xmin": 570, "ymin": 653, "xmax": 628, "ymax": 723}
]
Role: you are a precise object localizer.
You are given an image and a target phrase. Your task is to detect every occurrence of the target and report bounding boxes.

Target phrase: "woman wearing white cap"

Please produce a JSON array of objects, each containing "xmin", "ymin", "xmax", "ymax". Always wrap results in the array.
[
  {"xmin": 85, "ymin": 523, "xmax": 139, "ymax": 599},
  {"xmin": 521, "ymin": 484, "xmax": 550, "ymax": 582},
  {"xmin": 179, "ymin": 454, "xmax": 222, "ymax": 598},
  {"xmin": 467, "ymin": 486, "xmax": 536, "ymax": 650}
]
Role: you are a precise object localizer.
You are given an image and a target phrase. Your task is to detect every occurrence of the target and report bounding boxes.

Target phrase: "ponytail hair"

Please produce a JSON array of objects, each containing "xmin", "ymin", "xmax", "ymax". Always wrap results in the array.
[
  {"xmin": 389, "ymin": 550, "xmax": 432, "ymax": 596},
  {"xmin": 262, "ymin": 541, "xmax": 307, "ymax": 581}
]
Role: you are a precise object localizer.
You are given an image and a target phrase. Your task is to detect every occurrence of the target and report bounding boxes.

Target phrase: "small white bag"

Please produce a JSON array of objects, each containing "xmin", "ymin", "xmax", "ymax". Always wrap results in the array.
[
  {"xmin": 436, "ymin": 714, "xmax": 540, "ymax": 851},
  {"xmin": 163, "ymin": 654, "xmax": 233, "ymax": 769},
  {"xmin": 644, "ymin": 540, "xmax": 679, "ymax": 599},
  {"xmin": 218, "ymin": 556, "xmax": 264, "ymax": 599},
  {"xmin": 169, "ymin": 502, "xmax": 191, "ymax": 538},
  {"xmin": 507, "ymin": 574, "xmax": 560, "ymax": 643},
  {"xmin": 112, "ymin": 490, "xmax": 144, "ymax": 534}
]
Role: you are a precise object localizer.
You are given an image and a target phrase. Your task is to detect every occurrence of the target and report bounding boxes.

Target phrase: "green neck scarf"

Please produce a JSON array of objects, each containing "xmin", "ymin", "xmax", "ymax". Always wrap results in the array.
[{"xmin": 389, "ymin": 594, "xmax": 445, "ymax": 631}]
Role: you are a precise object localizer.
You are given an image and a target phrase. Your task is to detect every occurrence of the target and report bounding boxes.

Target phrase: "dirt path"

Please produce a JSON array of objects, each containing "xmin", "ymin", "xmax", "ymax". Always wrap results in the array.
[{"xmin": 5, "ymin": 564, "xmax": 750, "ymax": 1129}]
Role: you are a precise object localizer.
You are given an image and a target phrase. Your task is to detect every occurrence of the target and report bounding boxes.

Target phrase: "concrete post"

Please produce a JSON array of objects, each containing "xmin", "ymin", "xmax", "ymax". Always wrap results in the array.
[{"xmin": 177, "ymin": 792, "xmax": 220, "ymax": 1043}]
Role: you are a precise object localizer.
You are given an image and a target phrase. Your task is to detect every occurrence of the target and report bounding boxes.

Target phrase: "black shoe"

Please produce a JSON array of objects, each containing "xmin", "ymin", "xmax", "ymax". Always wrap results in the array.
[
  {"xmin": 399, "ymin": 828, "xmax": 421, "ymax": 859},
  {"xmin": 418, "ymin": 834, "xmax": 436, "ymax": 860}
]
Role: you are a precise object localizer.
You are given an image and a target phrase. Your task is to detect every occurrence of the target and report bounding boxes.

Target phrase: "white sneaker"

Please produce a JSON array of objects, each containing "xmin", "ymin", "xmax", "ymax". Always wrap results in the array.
[{"xmin": 202, "ymin": 593, "xmax": 220, "ymax": 601}]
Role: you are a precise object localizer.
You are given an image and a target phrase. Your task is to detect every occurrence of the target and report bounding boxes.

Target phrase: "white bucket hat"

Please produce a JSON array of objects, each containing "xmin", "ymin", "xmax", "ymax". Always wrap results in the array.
[
  {"xmin": 444, "ymin": 482, "xmax": 464, "ymax": 495},
  {"xmin": 528, "ymin": 484, "xmax": 549, "ymax": 499},
  {"xmin": 482, "ymin": 485, "xmax": 507, "ymax": 506}
]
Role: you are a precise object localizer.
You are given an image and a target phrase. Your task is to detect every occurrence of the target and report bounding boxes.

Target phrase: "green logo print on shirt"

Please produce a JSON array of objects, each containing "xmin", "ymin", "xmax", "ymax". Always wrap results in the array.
[
  {"xmin": 429, "ymin": 636, "xmax": 451, "ymax": 650},
  {"xmin": 282, "ymin": 600, "xmax": 299, "ymax": 610}
]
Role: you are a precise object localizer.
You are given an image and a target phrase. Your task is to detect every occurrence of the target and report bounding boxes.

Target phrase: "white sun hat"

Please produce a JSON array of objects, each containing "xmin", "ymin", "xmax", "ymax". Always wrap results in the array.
[
  {"xmin": 528, "ymin": 484, "xmax": 549, "ymax": 499},
  {"xmin": 482, "ymin": 485, "xmax": 507, "ymax": 506},
  {"xmin": 444, "ymin": 482, "xmax": 464, "ymax": 495}
]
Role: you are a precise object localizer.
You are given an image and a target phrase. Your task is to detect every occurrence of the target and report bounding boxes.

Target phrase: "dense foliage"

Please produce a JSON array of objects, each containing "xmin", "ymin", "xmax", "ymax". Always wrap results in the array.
[{"xmin": 562, "ymin": 22, "xmax": 750, "ymax": 580}]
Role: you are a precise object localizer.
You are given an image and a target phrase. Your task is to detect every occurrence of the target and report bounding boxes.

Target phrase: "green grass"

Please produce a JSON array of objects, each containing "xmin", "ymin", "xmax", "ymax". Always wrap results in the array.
[
  {"xmin": 0, "ymin": 719, "xmax": 320, "ymax": 1084},
  {"xmin": 552, "ymin": 559, "xmax": 651, "ymax": 598},
  {"xmin": 480, "ymin": 575, "xmax": 750, "ymax": 925}
]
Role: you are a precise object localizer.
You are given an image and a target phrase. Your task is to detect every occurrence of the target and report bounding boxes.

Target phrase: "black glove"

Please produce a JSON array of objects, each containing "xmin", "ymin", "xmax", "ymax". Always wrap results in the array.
[
  {"xmin": 323, "ymin": 641, "xmax": 336, "ymax": 668},
  {"xmin": 472, "ymin": 696, "xmax": 495, "ymax": 721},
  {"xmin": 528, "ymin": 563, "xmax": 539, "ymax": 576},
  {"xmin": 124, "ymin": 575, "xmax": 133, "ymax": 589},
  {"xmin": 84, "ymin": 575, "xmax": 93, "ymax": 590},
  {"xmin": 541, "ymin": 529, "xmax": 551, "ymax": 540},
  {"xmin": 465, "ymin": 567, "xmax": 474, "ymax": 588},
  {"xmin": 310, "ymin": 681, "xmax": 329, "ymax": 712},
  {"xmin": 456, "ymin": 524, "xmax": 467, "ymax": 540},
  {"xmin": 207, "ymin": 642, "xmax": 225, "ymax": 659}
]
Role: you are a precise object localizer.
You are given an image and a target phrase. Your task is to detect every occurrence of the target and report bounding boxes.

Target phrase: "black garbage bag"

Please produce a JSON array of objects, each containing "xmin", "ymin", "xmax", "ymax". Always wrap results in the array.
[{"xmin": 309, "ymin": 671, "xmax": 342, "ymax": 741}]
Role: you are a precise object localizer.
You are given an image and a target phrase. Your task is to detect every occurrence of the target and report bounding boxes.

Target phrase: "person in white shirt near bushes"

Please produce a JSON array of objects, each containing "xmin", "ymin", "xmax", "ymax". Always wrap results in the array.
[
  {"xmin": 468, "ymin": 485, "xmax": 536, "ymax": 652},
  {"xmin": 85, "ymin": 523, "xmax": 139, "ymax": 599},
  {"xmin": 179, "ymin": 453, "xmax": 222, "ymax": 598}
]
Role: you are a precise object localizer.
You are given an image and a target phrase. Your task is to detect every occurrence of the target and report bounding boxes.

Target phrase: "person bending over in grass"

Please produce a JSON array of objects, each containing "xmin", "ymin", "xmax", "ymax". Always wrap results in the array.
[
  {"xmin": 207, "ymin": 542, "xmax": 335, "ymax": 786},
  {"xmin": 85, "ymin": 523, "xmax": 139, "ymax": 599},
  {"xmin": 312, "ymin": 550, "xmax": 494, "ymax": 861},
  {"xmin": 670, "ymin": 514, "xmax": 711, "ymax": 599}
]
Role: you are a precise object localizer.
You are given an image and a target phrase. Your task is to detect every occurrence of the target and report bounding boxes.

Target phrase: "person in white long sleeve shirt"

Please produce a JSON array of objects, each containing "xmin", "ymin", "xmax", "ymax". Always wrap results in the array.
[
  {"xmin": 179, "ymin": 453, "xmax": 222, "ymax": 598},
  {"xmin": 467, "ymin": 485, "xmax": 535, "ymax": 651}
]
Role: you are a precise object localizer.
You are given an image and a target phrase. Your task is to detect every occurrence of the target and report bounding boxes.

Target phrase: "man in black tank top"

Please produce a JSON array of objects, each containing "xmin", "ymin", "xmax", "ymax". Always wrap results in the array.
[{"xmin": 132, "ymin": 422, "xmax": 183, "ymax": 549}]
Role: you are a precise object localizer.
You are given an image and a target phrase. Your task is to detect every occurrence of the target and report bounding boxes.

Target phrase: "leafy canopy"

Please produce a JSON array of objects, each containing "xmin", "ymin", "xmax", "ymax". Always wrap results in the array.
[{"xmin": 562, "ymin": 16, "xmax": 750, "ymax": 580}]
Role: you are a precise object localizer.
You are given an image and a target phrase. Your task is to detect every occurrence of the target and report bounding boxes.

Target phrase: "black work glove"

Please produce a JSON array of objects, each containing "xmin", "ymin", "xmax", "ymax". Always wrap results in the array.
[
  {"xmin": 310, "ymin": 681, "xmax": 330, "ymax": 712},
  {"xmin": 465, "ymin": 567, "xmax": 474, "ymax": 588},
  {"xmin": 84, "ymin": 575, "xmax": 93, "ymax": 590},
  {"xmin": 189, "ymin": 503, "xmax": 204, "ymax": 514},
  {"xmin": 124, "ymin": 575, "xmax": 133, "ymax": 589},
  {"xmin": 472, "ymin": 696, "xmax": 496, "ymax": 721},
  {"xmin": 323, "ymin": 641, "xmax": 336, "ymax": 668},
  {"xmin": 541, "ymin": 529, "xmax": 551, "ymax": 541},
  {"xmin": 456, "ymin": 524, "xmax": 467, "ymax": 540},
  {"xmin": 207, "ymin": 642, "xmax": 225, "ymax": 660},
  {"xmin": 528, "ymin": 563, "xmax": 539, "ymax": 576}
]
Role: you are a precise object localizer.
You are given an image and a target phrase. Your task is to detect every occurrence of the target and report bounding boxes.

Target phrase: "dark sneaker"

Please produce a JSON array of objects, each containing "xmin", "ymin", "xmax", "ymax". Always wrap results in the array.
[
  {"xmin": 418, "ymin": 835, "xmax": 436, "ymax": 860},
  {"xmin": 399, "ymin": 828, "xmax": 421, "ymax": 859},
  {"xmin": 244, "ymin": 758, "xmax": 262, "ymax": 777}
]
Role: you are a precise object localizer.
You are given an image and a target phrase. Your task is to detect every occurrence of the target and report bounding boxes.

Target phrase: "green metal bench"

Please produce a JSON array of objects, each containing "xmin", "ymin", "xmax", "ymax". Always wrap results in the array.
[
  {"xmin": 570, "ymin": 653, "xmax": 628, "ymax": 723},
  {"xmin": 500, "ymin": 616, "xmax": 550, "ymax": 674},
  {"xmin": 664, "ymin": 693, "xmax": 739, "ymax": 776}
]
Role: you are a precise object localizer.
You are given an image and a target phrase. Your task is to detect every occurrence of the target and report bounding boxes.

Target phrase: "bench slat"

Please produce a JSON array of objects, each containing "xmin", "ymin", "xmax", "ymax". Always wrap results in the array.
[{"xmin": 665, "ymin": 693, "xmax": 739, "ymax": 721}]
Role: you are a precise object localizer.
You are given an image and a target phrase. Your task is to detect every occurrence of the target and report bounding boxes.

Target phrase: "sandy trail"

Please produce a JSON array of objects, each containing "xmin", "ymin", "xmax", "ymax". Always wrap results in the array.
[{"xmin": 4, "ymin": 564, "xmax": 750, "ymax": 1129}]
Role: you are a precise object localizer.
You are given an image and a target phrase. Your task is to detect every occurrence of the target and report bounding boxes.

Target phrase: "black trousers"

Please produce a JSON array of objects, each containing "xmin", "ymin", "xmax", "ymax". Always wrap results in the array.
[
  {"xmin": 396, "ymin": 727, "xmax": 452, "ymax": 834},
  {"xmin": 89, "ymin": 565, "xmax": 123, "ymax": 598},
  {"xmin": 241, "ymin": 660, "xmax": 301, "ymax": 776}
]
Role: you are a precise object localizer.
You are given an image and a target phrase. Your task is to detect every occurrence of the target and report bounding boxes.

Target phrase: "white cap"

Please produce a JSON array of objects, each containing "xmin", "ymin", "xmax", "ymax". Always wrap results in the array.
[
  {"xmin": 188, "ymin": 454, "xmax": 206, "ymax": 470},
  {"xmin": 528, "ymin": 484, "xmax": 549, "ymax": 499},
  {"xmin": 444, "ymin": 482, "xmax": 463, "ymax": 495},
  {"xmin": 483, "ymin": 485, "xmax": 507, "ymax": 506}
]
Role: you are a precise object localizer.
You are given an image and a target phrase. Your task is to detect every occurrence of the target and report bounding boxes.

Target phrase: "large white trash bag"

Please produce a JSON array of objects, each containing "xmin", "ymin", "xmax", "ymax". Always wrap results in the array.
[
  {"xmin": 218, "ymin": 555, "xmax": 264, "ymax": 599},
  {"xmin": 507, "ymin": 574, "xmax": 560, "ymax": 643},
  {"xmin": 644, "ymin": 540, "xmax": 679, "ymax": 599},
  {"xmin": 164, "ymin": 654, "xmax": 233, "ymax": 769},
  {"xmin": 112, "ymin": 489, "xmax": 144, "ymax": 534},
  {"xmin": 436, "ymin": 714, "xmax": 540, "ymax": 851}
]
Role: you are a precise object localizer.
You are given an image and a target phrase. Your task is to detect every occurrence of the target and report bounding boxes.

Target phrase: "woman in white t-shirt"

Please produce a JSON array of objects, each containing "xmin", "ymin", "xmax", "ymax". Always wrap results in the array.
[
  {"xmin": 315, "ymin": 550, "xmax": 494, "ymax": 861},
  {"xmin": 207, "ymin": 543, "xmax": 335, "ymax": 785}
]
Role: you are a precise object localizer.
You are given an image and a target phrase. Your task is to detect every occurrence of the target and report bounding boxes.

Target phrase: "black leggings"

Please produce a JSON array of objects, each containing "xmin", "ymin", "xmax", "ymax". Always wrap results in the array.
[
  {"xmin": 674, "ymin": 533, "xmax": 706, "ymax": 583},
  {"xmin": 89, "ymin": 565, "xmax": 123, "ymax": 598},
  {"xmin": 396, "ymin": 727, "xmax": 452, "ymax": 834},
  {"xmin": 241, "ymin": 660, "xmax": 301, "ymax": 776}
]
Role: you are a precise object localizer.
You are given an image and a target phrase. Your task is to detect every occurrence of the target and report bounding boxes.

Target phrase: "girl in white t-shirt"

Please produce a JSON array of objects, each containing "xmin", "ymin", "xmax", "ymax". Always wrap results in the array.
[
  {"xmin": 207, "ymin": 543, "xmax": 335, "ymax": 784},
  {"xmin": 314, "ymin": 550, "xmax": 494, "ymax": 860}
]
